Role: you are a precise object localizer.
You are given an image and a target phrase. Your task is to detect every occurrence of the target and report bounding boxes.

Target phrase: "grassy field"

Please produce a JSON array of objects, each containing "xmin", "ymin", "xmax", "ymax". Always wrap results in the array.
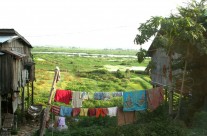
[
  {"xmin": 32, "ymin": 48, "xmax": 152, "ymax": 106},
  {"xmin": 31, "ymin": 47, "xmax": 206, "ymax": 136}
]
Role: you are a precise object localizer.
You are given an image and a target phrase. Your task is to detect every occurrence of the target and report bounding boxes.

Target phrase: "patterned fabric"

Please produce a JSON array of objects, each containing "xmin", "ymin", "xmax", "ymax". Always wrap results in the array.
[
  {"xmin": 94, "ymin": 92, "xmax": 104, "ymax": 100},
  {"xmin": 50, "ymin": 105, "xmax": 60, "ymax": 115},
  {"xmin": 54, "ymin": 89, "xmax": 72, "ymax": 104},
  {"xmin": 146, "ymin": 87, "xmax": 164, "ymax": 111},
  {"xmin": 123, "ymin": 90, "xmax": 147, "ymax": 111},
  {"xmin": 80, "ymin": 92, "xmax": 90, "ymax": 100},
  {"xmin": 103, "ymin": 92, "xmax": 111, "ymax": 100},
  {"xmin": 60, "ymin": 106, "xmax": 72, "ymax": 117},
  {"xmin": 112, "ymin": 92, "xmax": 123, "ymax": 97}
]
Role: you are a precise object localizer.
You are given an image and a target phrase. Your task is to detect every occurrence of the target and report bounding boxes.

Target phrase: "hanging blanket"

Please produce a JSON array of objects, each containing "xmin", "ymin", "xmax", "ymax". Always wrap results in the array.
[
  {"xmin": 54, "ymin": 89, "xmax": 72, "ymax": 104},
  {"xmin": 123, "ymin": 90, "xmax": 147, "ymax": 111},
  {"xmin": 146, "ymin": 87, "xmax": 164, "ymax": 111}
]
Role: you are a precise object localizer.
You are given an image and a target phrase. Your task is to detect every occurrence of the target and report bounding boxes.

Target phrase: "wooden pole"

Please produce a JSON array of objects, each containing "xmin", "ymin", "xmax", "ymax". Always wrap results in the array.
[
  {"xmin": 32, "ymin": 81, "xmax": 34, "ymax": 105},
  {"xmin": 21, "ymin": 87, "xmax": 25, "ymax": 123},
  {"xmin": 48, "ymin": 67, "xmax": 60, "ymax": 105}
]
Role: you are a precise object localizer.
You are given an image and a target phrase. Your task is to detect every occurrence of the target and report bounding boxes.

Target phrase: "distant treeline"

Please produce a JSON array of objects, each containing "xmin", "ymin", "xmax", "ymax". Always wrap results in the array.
[{"xmin": 32, "ymin": 46, "xmax": 138, "ymax": 55}]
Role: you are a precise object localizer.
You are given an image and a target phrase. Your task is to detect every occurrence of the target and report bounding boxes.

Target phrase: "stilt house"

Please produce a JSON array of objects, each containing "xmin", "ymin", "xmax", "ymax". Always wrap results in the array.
[{"xmin": 0, "ymin": 29, "xmax": 35, "ymax": 129}]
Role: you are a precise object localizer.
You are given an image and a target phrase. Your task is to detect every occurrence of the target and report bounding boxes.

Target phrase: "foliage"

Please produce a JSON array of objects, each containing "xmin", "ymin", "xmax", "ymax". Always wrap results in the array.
[{"xmin": 134, "ymin": 0, "xmax": 207, "ymax": 120}]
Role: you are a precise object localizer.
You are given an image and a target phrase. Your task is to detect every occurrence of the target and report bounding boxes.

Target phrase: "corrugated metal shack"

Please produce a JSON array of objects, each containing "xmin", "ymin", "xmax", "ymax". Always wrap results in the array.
[{"xmin": 0, "ymin": 29, "xmax": 35, "ymax": 130}]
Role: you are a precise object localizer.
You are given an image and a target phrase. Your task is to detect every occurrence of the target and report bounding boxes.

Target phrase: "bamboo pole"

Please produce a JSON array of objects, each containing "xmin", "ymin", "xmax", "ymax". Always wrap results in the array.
[
  {"xmin": 39, "ymin": 67, "xmax": 60, "ymax": 136},
  {"xmin": 48, "ymin": 67, "xmax": 60, "ymax": 105}
]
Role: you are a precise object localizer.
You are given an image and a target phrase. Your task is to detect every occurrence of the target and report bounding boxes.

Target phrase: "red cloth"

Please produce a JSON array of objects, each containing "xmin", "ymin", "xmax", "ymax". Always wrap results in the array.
[
  {"xmin": 50, "ymin": 105, "xmax": 60, "ymax": 115},
  {"xmin": 54, "ymin": 89, "xmax": 72, "ymax": 104},
  {"xmin": 96, "ymin": 108, "xmax": 108, "ymax": 118},
  {"xmin": 146, "ymin": 87, "xmax": 164, "ymax": 111},
  {"xmin": 88, "ymin": 108, "xmax": 96, "ymax": 116},
  {"xmin": 72, "ymin": 108, "xmax": 80, "ymax": 117}
]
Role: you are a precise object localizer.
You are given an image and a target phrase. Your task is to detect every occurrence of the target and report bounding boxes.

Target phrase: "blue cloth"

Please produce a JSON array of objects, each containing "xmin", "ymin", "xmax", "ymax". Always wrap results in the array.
[
  {"xmin": 123, "ymin": 90, "xmax": 147, "ymax": 111},
  {"xmin": 94, "ymin": 92, "xmax": 104, "ymax": 100},
  {"xmin": 103, "ymin": 92, "xmax": 111, "ymax": 100},
  {"xmin": 60, "ymin": 106, "xmax": 72, "ymax": 117},
  {"xmin": 112, "ymin": 92, "xmax": 123, "ymax": 97}
]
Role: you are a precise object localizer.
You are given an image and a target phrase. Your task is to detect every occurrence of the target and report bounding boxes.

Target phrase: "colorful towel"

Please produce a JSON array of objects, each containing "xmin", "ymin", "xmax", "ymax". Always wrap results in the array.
[
  {"xmin": 54, "ymin": 89, "xmax": 72, "ymax": 104},
  {"xmin": 146, "ymin": 87, "xmax": 164, "ymax": 111},
  {"xmin": 60, "ymin": 106, "xmax": 72, "ymax": 117},
  {"xmin": 50, "ymin": 105, "xmax": 60, "ymax": 115},
  {"xmin": 58, "ymin": 117, "xmax": 66, "ymax": 126},
  {"xmin": 123, "ymin": 90, "xmax": 147, "ymax": 111}
]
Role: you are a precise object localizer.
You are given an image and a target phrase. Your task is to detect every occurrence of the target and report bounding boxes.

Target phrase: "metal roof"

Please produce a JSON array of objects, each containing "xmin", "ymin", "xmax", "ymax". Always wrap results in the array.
[
  {"xmin": 0, "ymin": 29, "xmax": 32, "ymax": 48},
  {"xmin": 0, "ymin": 36, "xmax": 18, "ymax": 43},
  {"xmin": 2, "ymin": 50, "xmax": 26, "ymax": 59}
]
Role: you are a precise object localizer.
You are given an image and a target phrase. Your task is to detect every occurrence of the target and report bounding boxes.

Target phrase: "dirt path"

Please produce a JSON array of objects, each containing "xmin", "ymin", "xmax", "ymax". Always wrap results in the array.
[{"xmin": 14, "ymin": 121, "xmax": 40, "ymax": 136}]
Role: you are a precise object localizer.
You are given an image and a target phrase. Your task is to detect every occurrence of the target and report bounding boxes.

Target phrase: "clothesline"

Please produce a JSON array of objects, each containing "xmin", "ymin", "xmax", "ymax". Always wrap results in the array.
[{"xmin": 51, "ymin": 87, "xmax": 164, "ymax": 117}]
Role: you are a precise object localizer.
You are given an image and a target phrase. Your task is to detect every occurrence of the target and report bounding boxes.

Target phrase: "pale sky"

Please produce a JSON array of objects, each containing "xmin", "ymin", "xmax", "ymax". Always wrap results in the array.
[{"xmin": 0, "ymin": 0, "xmax": 188, "ymax": 49}]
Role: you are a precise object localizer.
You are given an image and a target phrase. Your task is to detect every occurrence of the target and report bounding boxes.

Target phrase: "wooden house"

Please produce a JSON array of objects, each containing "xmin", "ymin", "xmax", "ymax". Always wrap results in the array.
[{"xmin": 0, "ymin": 29, "xmax": 35, "ymax": 129}]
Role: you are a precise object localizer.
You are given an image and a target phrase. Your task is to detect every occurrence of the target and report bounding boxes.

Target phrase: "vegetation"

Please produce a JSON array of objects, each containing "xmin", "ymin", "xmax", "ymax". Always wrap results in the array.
[{"xmin": 134, "ymin": 0, "xmax": 207, "ymax": 122}]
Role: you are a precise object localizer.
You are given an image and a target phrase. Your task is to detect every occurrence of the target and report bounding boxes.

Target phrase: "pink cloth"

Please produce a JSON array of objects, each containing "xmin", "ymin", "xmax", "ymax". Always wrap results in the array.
[
  {"xmin": 54, "ymin": 89, "xmax": 72, "ymax": 104},
  {"xmin": 147, "ymin": 87, "xmax": 164, "ymax": 111}
]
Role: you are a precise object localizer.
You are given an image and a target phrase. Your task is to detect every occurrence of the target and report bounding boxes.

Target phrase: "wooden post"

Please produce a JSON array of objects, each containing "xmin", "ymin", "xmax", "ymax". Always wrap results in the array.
[
  {"xmin": 39, "ymin": 107, "xmax": 50, "ymax": 136},
  {"xmin": 21, "ymin": 87, "xmax": 25, "ymax": 123},
  {"xmin": 27, "ymin": 83, "xmax": 30, "ymax": 109},
  {"xmin": 48, "ymin": 67, "xmax": 60, "ymax": 105},
  {"xmin": 32, "ymin": 81, "xmax": 34, "ymax": 105},
  {"xmin": 0, "ymin": 95, "xmax": 1, "ymax": 129}
]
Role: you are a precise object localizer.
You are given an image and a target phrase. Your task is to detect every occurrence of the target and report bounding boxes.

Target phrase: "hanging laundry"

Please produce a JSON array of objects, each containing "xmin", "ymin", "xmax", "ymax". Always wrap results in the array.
[
  {"xmin": 72, "ymin": 108, "xmax": 81, "ymax": 117},
  {"xmin": 80, "ymin": 92, "xmax": 90, "ymax": 100},
  {"xmin": 96, "ymin": 108, "xmax": 108, "ymax": 117},
  {"xmin": 60, "ymin": 106, "xmax": 72, "ymax": 117},
  {"xmin": 88, "ymin": 108, "xmax": 96, "ymax": 117},
  {"xmin": 146, "ymin": 87, "xmax": 164, "ymax": 111},
  {"xmin": 50, "ymin": 105, "xmax": 60, "ymax": 115},
  {"xmin": 123, "ymin": 90, "xmax": 147, "ymax": 111},
  {"xmin": 54, "ymin": 89, "xmax": 72, "ymax": 104},
  {"xmin": 94, "ymin": 92, "xmax": 104, "ymax": 100},
  {"xmin": 103, "ymin": 92, "xmax": 111, "ymax": 100},
  {"xmin": 72, "ymin": 91, "xmax": 83, "ymax": 108},
  {"xmin": 117, "ymin": 107, "xmax": 137, "ymax": 126},
  {"xmin": 58, "ymin": 116, "xmax": 66, "ymax": 127},
  {"xmin": 112, "ymin": 92, "xmax": 123, "ymax": 97},
  {"xmin": 80, "ymin": 108, "xmax": 89, "ymax": 116},
  {"xmin": 107, "ymin": 107, "xmax": 118, "ymax": 117}
]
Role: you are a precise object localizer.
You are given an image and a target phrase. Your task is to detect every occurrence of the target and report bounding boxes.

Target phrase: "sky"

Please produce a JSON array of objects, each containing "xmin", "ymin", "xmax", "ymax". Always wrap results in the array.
[{"xmin": 0, "ymin": 0, "xmax": 188, "ymax": 49}]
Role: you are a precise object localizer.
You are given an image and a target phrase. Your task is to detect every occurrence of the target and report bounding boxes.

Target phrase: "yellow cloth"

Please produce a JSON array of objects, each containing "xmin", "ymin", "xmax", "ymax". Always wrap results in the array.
[{"xmin": 79, "ymin": 108, "xmax": 88, "ymax": 116}]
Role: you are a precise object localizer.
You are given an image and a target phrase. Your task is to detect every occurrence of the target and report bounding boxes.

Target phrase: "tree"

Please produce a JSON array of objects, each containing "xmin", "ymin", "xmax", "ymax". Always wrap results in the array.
[{"xmin": 134, "ymin": 0, "xmax": 207, "ymax": 120}]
